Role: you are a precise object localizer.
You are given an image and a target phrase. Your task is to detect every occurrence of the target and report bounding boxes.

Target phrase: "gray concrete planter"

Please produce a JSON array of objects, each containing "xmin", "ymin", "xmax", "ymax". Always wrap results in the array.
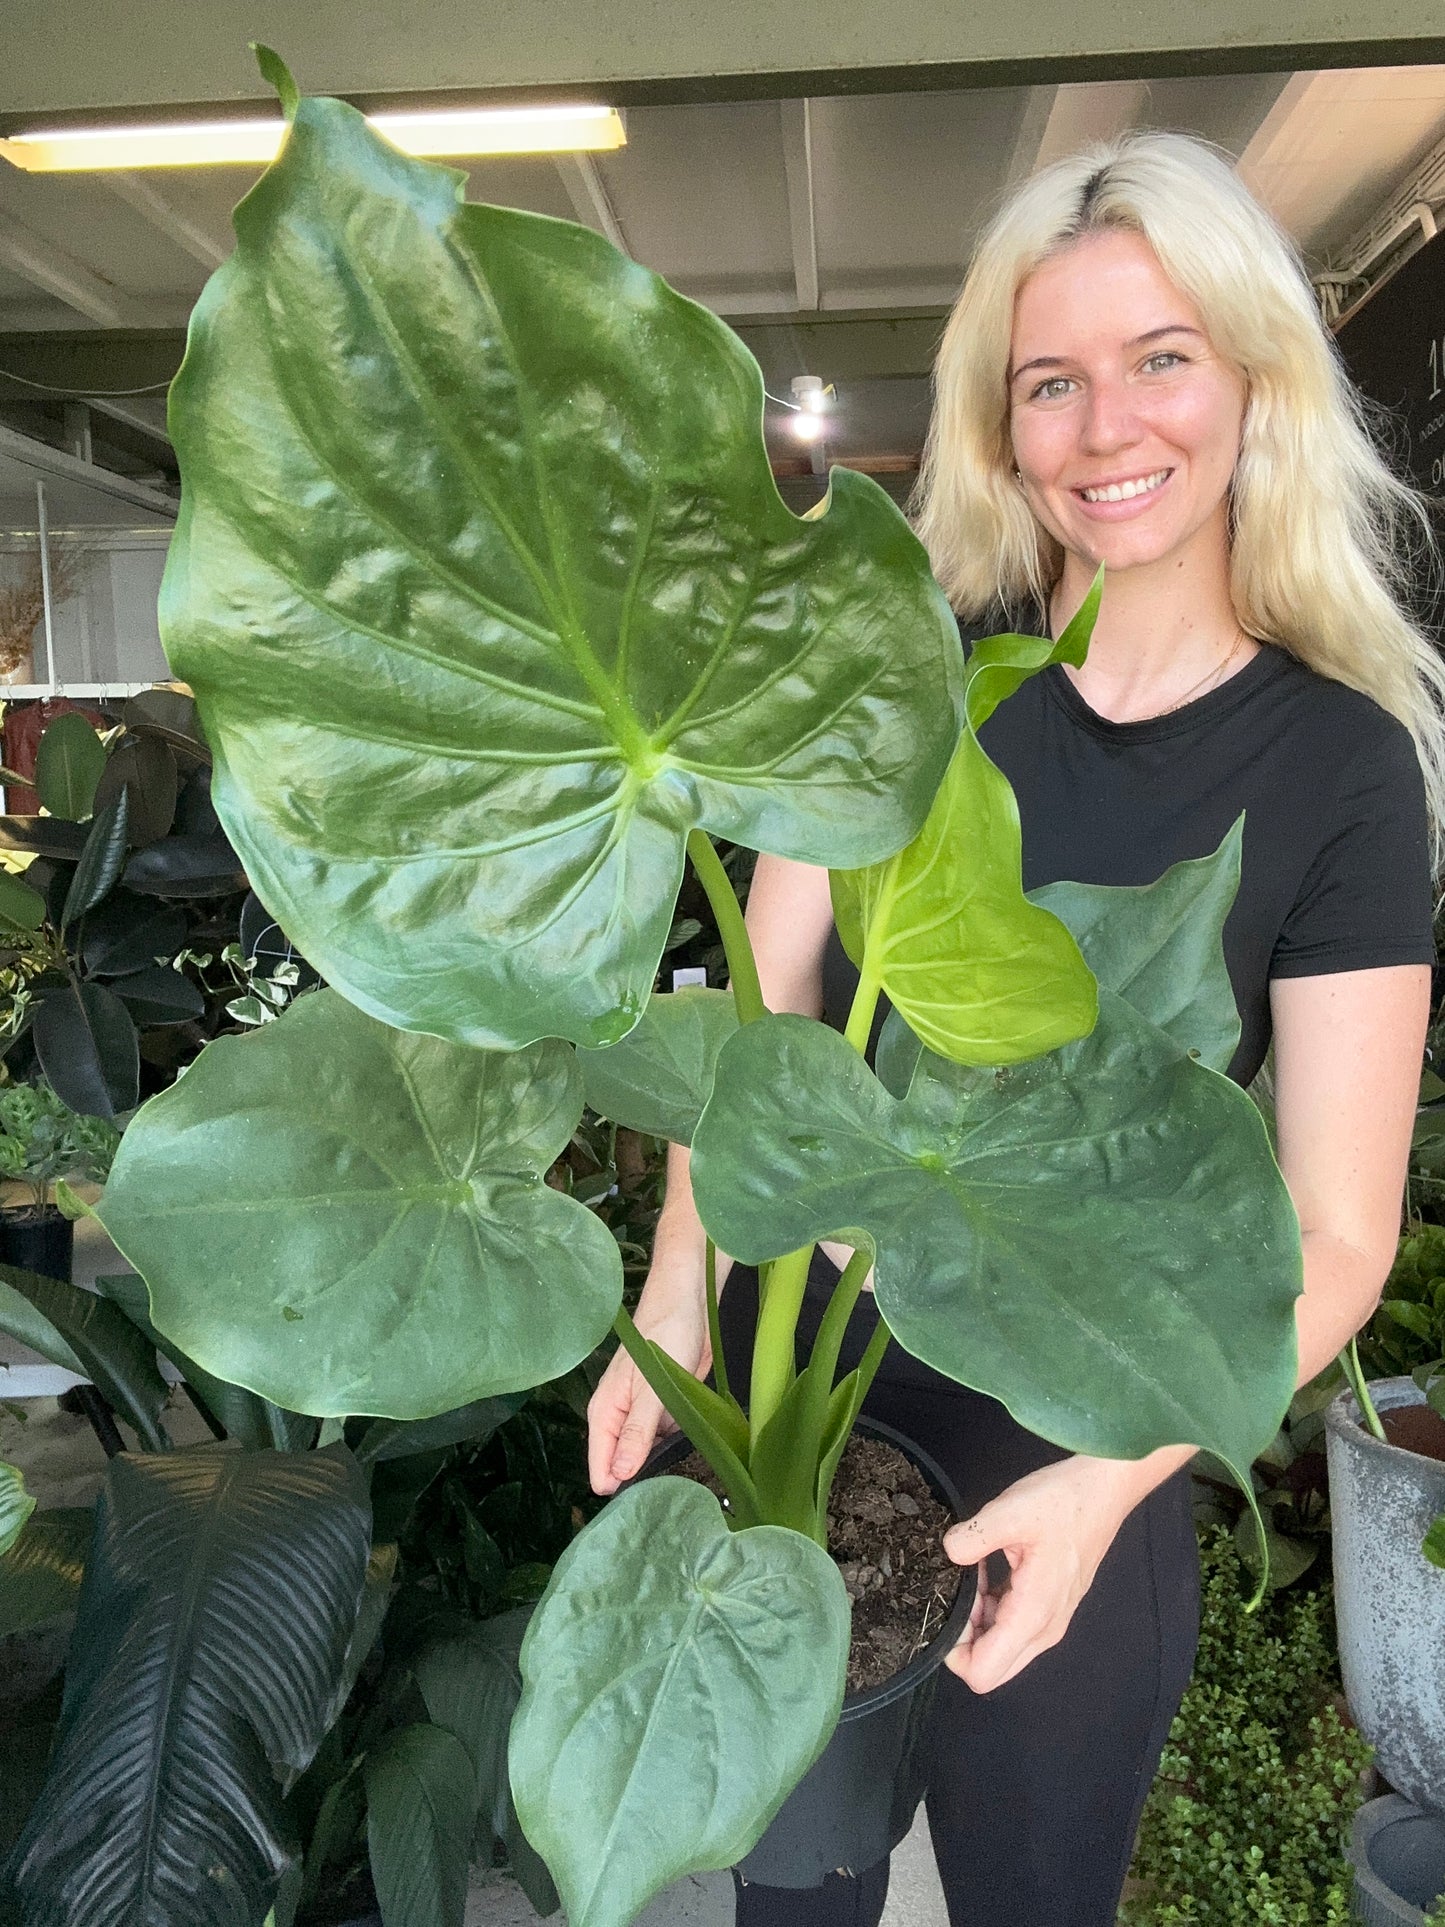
[
  {"xmin": 1326, "ymin": 1379, "xmax": 1445, "ymax": 1817},
  {"xmin": 1349, "ymin": 1794, "xmax": 1445, "ymax": 1926}
]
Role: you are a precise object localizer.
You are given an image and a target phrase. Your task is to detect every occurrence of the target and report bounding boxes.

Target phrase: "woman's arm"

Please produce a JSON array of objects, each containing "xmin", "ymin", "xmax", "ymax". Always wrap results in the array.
[
  {"xmin": 586, "ymin": 855, "xmax": 835, "ymax": 1494},
  {"xmin": 943, "ymin": 962, "xmax": 1431, "ymax": 1694}
]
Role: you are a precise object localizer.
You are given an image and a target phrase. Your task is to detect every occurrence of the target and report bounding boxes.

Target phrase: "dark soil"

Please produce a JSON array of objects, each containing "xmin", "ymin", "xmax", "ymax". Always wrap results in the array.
[
  {"xmin": 675, "ymin": 1433, "xmax": 961, "ymax": 1694},
  {"xmin": 1382, "ymin": 1402, "xmax": 1445, "ymax": 1466}
]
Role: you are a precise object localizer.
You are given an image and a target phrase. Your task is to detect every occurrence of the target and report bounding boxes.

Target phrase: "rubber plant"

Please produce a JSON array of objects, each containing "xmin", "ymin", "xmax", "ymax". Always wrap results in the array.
[{"xmin": 29, "ymin": 51, "xmax": 1302, "ymax": 1927}]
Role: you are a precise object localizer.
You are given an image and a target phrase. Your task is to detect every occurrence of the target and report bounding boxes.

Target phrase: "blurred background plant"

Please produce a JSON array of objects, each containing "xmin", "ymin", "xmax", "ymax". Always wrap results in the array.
[{"xmin": 0, "ymin": 1080, "xmax": 118, "ymax": 1218}]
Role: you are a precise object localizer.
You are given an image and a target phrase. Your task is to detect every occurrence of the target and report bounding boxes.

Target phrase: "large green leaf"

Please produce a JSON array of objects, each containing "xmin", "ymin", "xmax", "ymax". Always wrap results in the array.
[
  {"xmin": 511, "ymin": 1478, "xmax": 850, "ymax": 1927},
  {"xmin": 830, "ymin": 588, "xmax": 1100, "ymax": 1065},
  {"xmin": 34, "ymin": 713, "xmax": 106, "ymax": 821},
  {"xmin": 1030, "ymin": 816, "xmax": 1244, "ymax": 1074},
  {"xmin": 161, "ymin": 87, "xmax": 963, "ymax": 1053},
  {"xmin": 364, "ymin": 1723, "xmax": 477, "ymax": 1927},
  {"xmin": 79, "ymin": 892, "xmax": 188, "ymax": 980},
  {"xmin": 7, "ymin": 1445, "xmax": 371, "ymax": 1927},
  {"xmin": 98, "ymin": 989, "xmax": 624, "ymax": 1418},
  {"xmin": 32, "ymin": 979, "xmax": 140, "ymax": 1119},
  {"xmin": 0, "ymin": 1262, "xmax": 170, "ymax": 1450},
  {"xmin": 690, "ymin": 1004, "xmax": 1301, "ymax": 1472},
  {"xmin": 0, "ymin": 1506, "xmax": 91, "ymax": 1634},
  {"xmin": 578, "ymin": 986, "xmax": 738, "ymax": 1144},
  {"xmin": 0, "ymin": 1459, "xmax": 35, "ymax": 1557}
]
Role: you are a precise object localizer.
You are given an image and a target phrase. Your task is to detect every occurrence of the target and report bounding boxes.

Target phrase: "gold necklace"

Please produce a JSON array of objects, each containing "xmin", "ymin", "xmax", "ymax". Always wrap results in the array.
[{"xmin": 1156, "ymin": 629, "xmax": 1247, "ymax": 717}]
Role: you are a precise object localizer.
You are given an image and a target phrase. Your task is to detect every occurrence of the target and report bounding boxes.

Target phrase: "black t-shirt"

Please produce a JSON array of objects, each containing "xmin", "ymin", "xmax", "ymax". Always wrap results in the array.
[{"xmin": 822, "ymin": 627, "xmax": 1435, "ymax": 1086}]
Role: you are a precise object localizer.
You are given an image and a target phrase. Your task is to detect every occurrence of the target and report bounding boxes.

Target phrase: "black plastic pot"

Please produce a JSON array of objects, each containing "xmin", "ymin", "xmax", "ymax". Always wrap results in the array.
[
  {"xmin": 0, "ymin": 1206, "xmax": 74, "ymax": 1284},
  {"xmin": 646, "ymin": 1414, "xmax": 976, "ymax": 1889},
  {"xmin": 1349, "ymin": 1793, "xmax": 1445, "ymax": 1925}
]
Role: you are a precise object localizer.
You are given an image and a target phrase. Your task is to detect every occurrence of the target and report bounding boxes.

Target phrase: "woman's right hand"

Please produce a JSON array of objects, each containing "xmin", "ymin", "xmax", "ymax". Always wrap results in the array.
[{"xmin": 586, "ymin": 1267, "xmax": 712, "ymax": 1496}]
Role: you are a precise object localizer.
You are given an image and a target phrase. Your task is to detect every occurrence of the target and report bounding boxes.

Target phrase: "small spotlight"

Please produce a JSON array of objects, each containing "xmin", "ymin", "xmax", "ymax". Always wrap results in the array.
[
  {"xmin": 791, "ymin": 412, "xmax": 825, "ymax": 443},
  {"xmin": 791, "ymin": 374, "xmax": 829, "ymax": 415}
]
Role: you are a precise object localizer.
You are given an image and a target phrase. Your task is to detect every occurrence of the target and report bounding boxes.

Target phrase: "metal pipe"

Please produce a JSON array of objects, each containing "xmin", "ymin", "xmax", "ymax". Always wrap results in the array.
[{"xmin": 34, "ymin": 478, "xmax": 55, "ymax": 692}]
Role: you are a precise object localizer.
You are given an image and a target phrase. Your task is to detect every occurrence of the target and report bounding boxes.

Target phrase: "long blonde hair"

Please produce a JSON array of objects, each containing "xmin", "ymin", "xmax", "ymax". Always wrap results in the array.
[{"xmin": 913, "ymin": 131, "xmax": 1445, "ymax": 862}]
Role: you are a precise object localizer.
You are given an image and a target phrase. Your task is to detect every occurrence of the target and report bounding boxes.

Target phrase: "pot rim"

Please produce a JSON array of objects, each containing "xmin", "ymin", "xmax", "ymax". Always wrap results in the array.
[
  {"xmin": 1326, "ymin": 1376, "xmax": 1445, "ymax": 1473},
  {"xmin": 1350, "ymin": 1791, "xmax": 1445, "ymax": 1921},
  {"xmin": 640, "ymin": 1412, "xmax": 976, "ymax": 1721}
]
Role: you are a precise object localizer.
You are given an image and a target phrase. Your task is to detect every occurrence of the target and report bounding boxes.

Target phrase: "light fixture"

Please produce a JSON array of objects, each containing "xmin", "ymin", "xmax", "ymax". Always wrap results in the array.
[
  {"xmin": 790, "ymin": 412, "xmax": 825, "ymax": 443},
  {"xmin": 0, "ymin": 103, "xmax": 626, "ymax": 173},
  {"xmin": 791, "ymin": 374, "xmax": 829, "ymax": 414}
]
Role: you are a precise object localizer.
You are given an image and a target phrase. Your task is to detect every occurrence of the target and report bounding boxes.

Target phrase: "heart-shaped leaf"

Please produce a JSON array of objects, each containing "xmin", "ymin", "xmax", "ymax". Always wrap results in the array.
[
  {"xmin": 690, "ymin": 1004, "xmax": 1301, "ymax": 1473},
  {"xmin": 0, "ymin": 1506, "xmax": 91, "ymax": 1634},
  {"xmin": 34, "ymin": 713, "xmax": 106, "ymax": 821},
  {"xmin": 830, "ymin": 587, "xmax": 1100, "ymax": 1065},
  {"xmin": 578, "ymin": 986, "xmax": 739, "ymax": 1144},
  {"xmin": 1030, "ymin": 816, "xmax": 1244, "ymax": 1074},
  {"xmin": 161, "ymin": 89, "xmax": 963, "ymax": 1053},
  {"xmin": 7, "ymin": 1445, "xmax": 371, "ymax": 1927},
  {"xmin": 511, "ymin": 1477, "xmax": 849, "ymax": 1927},
  {"xmin": 0, "ymin": 1459, "xmax": 35, "ymax": 1557},
  {"xmin": 32, "ymin": 979, "xmax": 139, "ymax": 1118},
  {"xmin": 98, "ymin": 989, "xmax": 624, "ymax": 1418}
]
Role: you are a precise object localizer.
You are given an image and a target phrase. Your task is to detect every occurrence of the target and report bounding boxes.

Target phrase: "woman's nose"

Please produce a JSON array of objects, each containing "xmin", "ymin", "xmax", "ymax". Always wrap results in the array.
[{"xmin": 1078, "ymin": 379, "xmax": 1140, "ymax": 454}]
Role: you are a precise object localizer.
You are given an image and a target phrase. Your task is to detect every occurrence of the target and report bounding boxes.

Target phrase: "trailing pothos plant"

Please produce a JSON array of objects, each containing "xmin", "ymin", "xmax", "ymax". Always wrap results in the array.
[{"xmin": 8, "ymin": 50, "xmax": 1302, "ymax": 1927}]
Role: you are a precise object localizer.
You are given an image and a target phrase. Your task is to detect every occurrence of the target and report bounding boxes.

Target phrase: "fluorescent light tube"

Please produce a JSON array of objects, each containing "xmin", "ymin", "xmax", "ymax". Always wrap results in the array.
[{"xmin": 0, "ymin": 104, "xmax": 626, "ymax": 172}]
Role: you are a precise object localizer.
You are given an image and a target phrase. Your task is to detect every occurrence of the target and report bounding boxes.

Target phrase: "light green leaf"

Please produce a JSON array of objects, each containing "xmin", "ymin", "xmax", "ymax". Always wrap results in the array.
[
  {"xmin": 690, "ymin": 1002, "xmax": 1301, "ymax": 1472},
  {"xmin": 0, "ymin": 1506, "xmax": 91, "ymax": 1634},
  {"xmin": 511, "ymin": 1478, "xmax": 849, "ymax": 1927},
  {"xmin": 1030, "ymin": 816, "xmax": 1244, "ymax": 1074},
  {"xmin": 578, "ymin": 987, "xmax": 738, "ymax": 1144},
  {"xmin": 161, "ymin": 89, "xmax": 963, "ymax": 1052},
  {"xmin": 0, "ymin": 866, "xmax": 46, "ymax": 934},
  {"xmin": 34, "ymin": 713, "xmax": 106, "ymax": 821},
  {"xmin": 98, "ymin": 989, "xmax": 624, "ymax": 1418},
  {"xmin": 7, "ymin": 1445, "xmax": 371, "ymax": 1926},
  {"xmin": 1423, "ymin": 1512, "xmax": 1445, "ymax": 1570},
  {"xmin": 830, "ymin": 585, "xmax": 1100, "ymax": 1065},
  {"xmin": 0, "ymin": 1459, "xmax": 35, "ymax": 1557},
  {"xmin": 365, "ymin": 1723, "xmax": 477, "ymax": 1927}
]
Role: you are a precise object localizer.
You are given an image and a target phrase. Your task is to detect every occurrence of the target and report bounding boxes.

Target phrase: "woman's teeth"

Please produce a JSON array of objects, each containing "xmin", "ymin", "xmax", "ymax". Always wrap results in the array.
[{"xmin": 1079, "ymin": 469, "xmax": 1171, "ymax": 502}]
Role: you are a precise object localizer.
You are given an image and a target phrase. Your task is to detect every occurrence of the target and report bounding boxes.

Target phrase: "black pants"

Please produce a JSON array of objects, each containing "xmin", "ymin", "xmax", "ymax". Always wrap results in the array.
[{"xmin": 719, "ymin": 1260, "xmax": 1200, "ymax": 1927}]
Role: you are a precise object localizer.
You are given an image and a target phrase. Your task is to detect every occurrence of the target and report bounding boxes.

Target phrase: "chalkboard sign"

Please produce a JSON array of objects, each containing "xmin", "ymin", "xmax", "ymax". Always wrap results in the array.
[{"xmin": 1336, "ymin": 229, "xmax": 1445, "ymax": 633}]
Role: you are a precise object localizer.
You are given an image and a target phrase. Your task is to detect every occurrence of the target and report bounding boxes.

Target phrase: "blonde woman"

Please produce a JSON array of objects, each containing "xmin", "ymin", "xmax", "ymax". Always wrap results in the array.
[{"xmin": 588, "ymin": 134, "xmax": 1439, "ymax": 1924}]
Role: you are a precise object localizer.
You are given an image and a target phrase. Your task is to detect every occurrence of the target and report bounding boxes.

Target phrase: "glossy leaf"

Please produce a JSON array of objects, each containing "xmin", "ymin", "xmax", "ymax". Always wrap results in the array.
[
  {"xmin": 120, "ymin": 689, "xmax": 209, "ymax": 763},
  {"xmin": 121, "ymin": 830, "xmax": 245, "ymax": 898},
  {"xmin": 830, "ymin": 588, "xmax": 1100, "ymax": 1065},
  {"xmin": 93, "ymin": 735, "xmax": 180, "ymax": 847},
  {"xmin": 0, "ymin": 1459, "xmax": 35, "ymax": 1557},
  {"xmin": 578, "ymin": 986, "xmax": 738, "ymax": 1144},
  {"xmin": 0, "ymin": 866, "xmax": 45, "ymax": 934},
  {"xmin": 351, "ymin": 1394, "xmax": 525, "ymax": 1465},
  {"xmin": 0, "ymin": 1506, "xmax": 91, "ymax": 1634},
  {"xmin": 691, "ymin": 1004, "xmax": 1301, "ymax": 1473},
  {"xmin": 34, "ymin": 713, "xmax": 106, "ymax": 821},
  {"xmin": 98, "ymin": 989, "xmax": 624, "ymax": 1417},
  {"xmin": 0, "ymin": 1261, "xmax": 170, "ymax": 1449},
  {"xmin": 1030, "ymin": 816, "xmax": 1244, "ymax": 1074},
  {"xmin": 0, "ymin": 814, "xmax": 90, "ymax": 861},
  {"xmin": 111, "ymin": 963, "xmax": 208, "ymax": 1026},
  {"xmin": 161, "ymin": 90, "xmax": 963, "ymax": 1052},
  {"xmin": 62, "ymin": 791, "xmax": 130, "ymax": 929},
  {"xmin": 413, "ymin": 1615, "xmax": 537, "ymax": 1872},
  {"xmin": 511, "ymin": 1477, "xmax": 850, "ymax": 1927},
  {"xmin": 365, "ymin": 1723, "xmax": 476, "ymax": 1927},
  {"xmin": 7, "ymin": 1445, "xmax": 371, "ymax": 1927},
  {"xmin": 80, "ymin": 892, "xmax": 188, "ymax": 979},
  {"xmin": 32, "ymin": 979, "xmax": 140, "ymax": 1118}
]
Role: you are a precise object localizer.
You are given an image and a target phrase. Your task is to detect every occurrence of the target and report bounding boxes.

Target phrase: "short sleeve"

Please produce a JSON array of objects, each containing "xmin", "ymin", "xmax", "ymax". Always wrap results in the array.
[{"xmin": 1271, "ymin": 717, "xmax": 1436, "ymax": 978}]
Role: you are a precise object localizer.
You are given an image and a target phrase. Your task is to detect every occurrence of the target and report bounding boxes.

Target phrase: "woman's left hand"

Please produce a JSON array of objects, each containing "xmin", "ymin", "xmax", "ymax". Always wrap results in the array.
[{"xmin": 941, "ymin": 1454, "xmax": 1153, "ymax": 1694}]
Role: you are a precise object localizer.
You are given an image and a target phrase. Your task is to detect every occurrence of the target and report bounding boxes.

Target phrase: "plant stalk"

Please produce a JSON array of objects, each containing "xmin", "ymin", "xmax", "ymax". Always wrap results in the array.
[
  {"xmin": 749, "ymin": 1242, "xmax": 811, "ymax": 1435},
  {"xmin": 1340, "ymin": 1335, "xmax": 1386, "ymax": 1442},
  {"xmin": 685, "ymin": 829, "xmax": 766, "ymax": 1026},
  {"xmin": 704, "ymin": 1238, "xmax": 728, "ymax": 1403}
]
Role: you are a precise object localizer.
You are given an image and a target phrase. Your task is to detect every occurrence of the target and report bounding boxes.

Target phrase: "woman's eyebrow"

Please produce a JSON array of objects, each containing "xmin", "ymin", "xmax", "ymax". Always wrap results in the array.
[{"xmin": 1009, "ymin": 324, "xmax": 1206, "ymax": 383}]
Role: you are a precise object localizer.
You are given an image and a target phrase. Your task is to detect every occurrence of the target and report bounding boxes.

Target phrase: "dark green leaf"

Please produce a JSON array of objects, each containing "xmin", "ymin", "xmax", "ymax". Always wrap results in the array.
[
  {"xmin": 161, "ymin": 92, "xmax": 963, "ymax": 1051},
  {"xmin": 0, "ymin": 1459, "xmax": 35, "ymax": 1556},
  {"xmin": 1381, "ymin": 1299, "xmax": 1439, "ymax": 1341},
  {"xmin": 0, "ymin": 1506, "xmax": 91, "ymax": 1633},
  {"xmin": 111, "ymin": 963, "xmax": 207, "ymax": 1026},
  {"xmin": 80, "ymin": 892, "xmax": 188, "ymax": 979},
  {"xmin": 32, "ymin": 979, "xmax": 139, "ymax": 1118},
  {"xmin": 578, "ymin": 987, "xmax": 738, "ymax": 1144},
  {"xmin": 352, "ymin": 1395, "xmax": 526, "ymax": 1465},
  {"xmin": 8, "ymin": 1445, "xmax": 372, "ymax": 1927},
  {"xmin": 0, "ymin": 1261, "xmax": 169, "ymax": 1449},
  {"xmin": 34, "ymin": 714, "xmax": 106, "ymax": 821},
  {"xmin": 365, "ymin": 1724, "xmax": 477, "ymax": 1927},
  {"xmin": 61, "ymin": 791, "xmax": 130, "ymax": 929},
  {"xmin": 120, "ymin": 689, "xmax": 209, "ymax": 762},
  {"xmin": 1421, "ymin": 1512, "xmax": 1445, "ymax": 1569},
  {"xmin": 121, "ymin": 831, "xmax": 245, "ymax": 898},
  {"xmin": 0, "ymin": 815, "xmax": 90, "ymax": 861},
  {"xmin": 99, "ymin": 989, "xmax": 624, "ymax": 1417},
  {"xmin": 0, "ymin": 868, "xmax": 46, "ymax": 935},
  {"xmin": 92, "ymin": 736, "xmax": 180, "ymax": 846},
  {"xmin": 512, "ymin": 1478, "xmax": 850, "ymax": 1927},
  {"xmin": 691, "ymin": 1001, "xmax": 1301, "ymax": 1473},
  {"xmin": 1030, "ymin": 816, "xmax": 1244, "ymax": 1074},
  {"xmin": 1232, "ymin": 1512, "xmax": 1317, "ymax": 1589}
]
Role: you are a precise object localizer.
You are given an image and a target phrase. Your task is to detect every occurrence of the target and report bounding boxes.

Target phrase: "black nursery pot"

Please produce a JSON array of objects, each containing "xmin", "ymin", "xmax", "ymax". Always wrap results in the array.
[
  {"xmin": 0, "ymin": 1206, "xmax": 74, "ymax": 1283},
  {"xmin": 645, "ymin": 1414, "xmax": 976, "ymax": 1890}
]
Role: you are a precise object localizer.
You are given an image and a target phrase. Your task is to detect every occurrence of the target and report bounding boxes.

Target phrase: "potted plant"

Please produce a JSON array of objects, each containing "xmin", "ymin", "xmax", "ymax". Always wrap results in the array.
[
  {"xmin": 0, "ymin": 1080, "xmax": 118, "ymax": 1280},
  {"xmin": 4, "ymin": 54, "xmax": 1303, "ymax": 1927}
]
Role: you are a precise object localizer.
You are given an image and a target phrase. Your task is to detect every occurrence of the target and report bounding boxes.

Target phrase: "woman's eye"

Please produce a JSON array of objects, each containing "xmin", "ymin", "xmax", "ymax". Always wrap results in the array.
[
  {"xmin": 1031, "ymin": 376, "xmax": 1075, "ymax": 401},
  {"xmin": 1143, "ymin": 351, "xmax": 1184, "ymax": 373}
]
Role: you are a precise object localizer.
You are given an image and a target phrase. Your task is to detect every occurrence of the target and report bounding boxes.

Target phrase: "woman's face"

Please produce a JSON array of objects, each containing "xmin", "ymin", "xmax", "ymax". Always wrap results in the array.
[{"xmin": 1008, "ymin": 230, "xmax": 1248, "ymax": 580}]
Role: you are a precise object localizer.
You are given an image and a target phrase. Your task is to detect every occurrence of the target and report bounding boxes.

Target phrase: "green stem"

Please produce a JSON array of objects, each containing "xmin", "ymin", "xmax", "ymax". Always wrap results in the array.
[
  {"xmin": 1341, "ymin": 1336, "xmax": 1386, "ymax": 1442},
  {"xmin": 705, "ymin": 1238, "xmax": 728, "ymax": 1403},
  {"xmin": 749, "ymin": 1242, "xmax": 812, "ymax": 1436},
  {"xmin": 843, "ymin": 962, "xmax": 883, "ymax": 1057},
  {"xmin": 685, "ymin": 829, "xmax": 766, "ymax": 1026},
  {"xmin": 850, "ymin": 1314, "xmax": 893, "ymax": 1411},
  {"xmin": 804, "ymin": 1248, "xmax": 874, "ymax": 1399}
]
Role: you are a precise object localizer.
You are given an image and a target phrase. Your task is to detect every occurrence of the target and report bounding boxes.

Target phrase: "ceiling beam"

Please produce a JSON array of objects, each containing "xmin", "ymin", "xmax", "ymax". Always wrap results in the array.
[
  {"xmin": 1032, "ymin": 80, "xmax": 1151, "ymax": 173},
  {"xmin": 779, "ymin": 99, "xmax": 820, "ymax": 311},
  {"xmin": 552, "ymin": 155, "xmax": 628, "ymax": 253},
  {"xmin": 1004, "ymin": 87, "xmax": 1060, "ymax": 189},
  {"xmin": 0, "ymin": 419, "xmax": 176, "ymax": 518},
  {"xmin": 105, "ymin": 172, "xmax": 229, "ymax": 271},
  {"xmin": 0, "ymin": 210, "xmax": 138, "ymax": 326}
]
